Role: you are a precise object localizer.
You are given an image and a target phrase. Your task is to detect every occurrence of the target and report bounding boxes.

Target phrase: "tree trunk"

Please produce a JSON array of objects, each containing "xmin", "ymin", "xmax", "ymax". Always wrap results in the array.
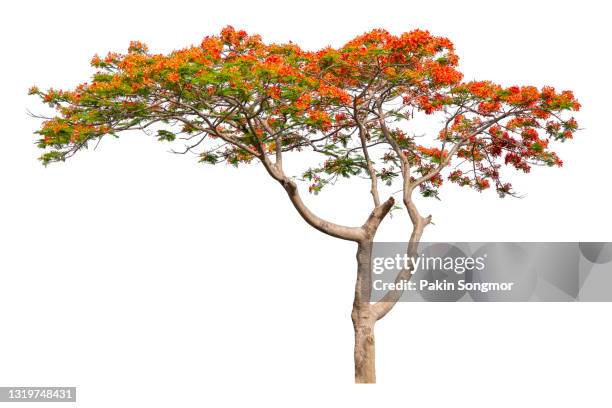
[
  {"xmin": 353, "ymin": 321, "xmax": 376, "ymax": 383},
  {"xmin": 352, "ymin": 241, "xmax": 377, "ymax": 383},
  {"xmin": 347, "ymin": 198, "xmax": 426, "ymax": 383}
]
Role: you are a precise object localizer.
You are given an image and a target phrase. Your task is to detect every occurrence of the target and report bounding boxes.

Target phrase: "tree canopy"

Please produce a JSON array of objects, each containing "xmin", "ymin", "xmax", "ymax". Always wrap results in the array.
[{"xmin": 30, "ymin": 26, "xmax": 580, "ymax": 205}]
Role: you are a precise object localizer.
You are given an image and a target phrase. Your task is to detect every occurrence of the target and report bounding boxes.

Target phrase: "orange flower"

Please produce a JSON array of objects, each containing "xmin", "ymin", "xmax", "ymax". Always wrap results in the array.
[{"xmin": 167, "ymin": 72, "xmax": 180, "ymax": 83}]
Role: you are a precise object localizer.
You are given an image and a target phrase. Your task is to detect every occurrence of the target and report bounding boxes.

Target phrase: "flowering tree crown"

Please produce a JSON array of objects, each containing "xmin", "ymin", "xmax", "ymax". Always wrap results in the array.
[{"xmin": 30, "ymin": 26, "xmax": 580, "ymax": 199}]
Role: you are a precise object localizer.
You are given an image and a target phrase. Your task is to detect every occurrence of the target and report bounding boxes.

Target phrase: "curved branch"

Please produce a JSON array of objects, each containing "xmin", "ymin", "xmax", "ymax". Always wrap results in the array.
[
  {"xmin": 260, "ymin": 156, "xmax": 366, "ymax": 242},
  {"xmin": 370, "ymin": 213, "xmax": 431, "ymax": 321}
]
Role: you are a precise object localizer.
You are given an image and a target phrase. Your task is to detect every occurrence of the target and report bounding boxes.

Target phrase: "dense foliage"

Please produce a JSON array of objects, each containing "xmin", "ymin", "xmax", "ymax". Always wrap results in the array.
[{"xmin": 30, "ymin": 26, "xmax": 580, "ymax": 199}]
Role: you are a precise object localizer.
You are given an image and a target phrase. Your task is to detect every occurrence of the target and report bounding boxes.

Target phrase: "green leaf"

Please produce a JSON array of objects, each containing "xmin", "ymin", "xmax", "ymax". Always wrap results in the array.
[{"xmin": 157, "ymin": 129, "xmax": 176, "ymax": 142}]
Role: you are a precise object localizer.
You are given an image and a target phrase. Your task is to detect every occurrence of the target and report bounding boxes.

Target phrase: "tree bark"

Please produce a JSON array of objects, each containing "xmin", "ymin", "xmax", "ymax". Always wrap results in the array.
[
  {"xmin": 353, "ymin": 321, "xmax": 376, "ymax": 383},
  {"xmin": 352, "ymin": 241, "xmax": 377, "ymax": 383}
]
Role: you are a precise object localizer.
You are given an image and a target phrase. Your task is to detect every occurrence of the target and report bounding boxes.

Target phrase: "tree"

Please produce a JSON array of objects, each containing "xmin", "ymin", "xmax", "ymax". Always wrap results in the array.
[{"xmin": 29, "ymin": 26, "xmax": 580, "ymax": 383}]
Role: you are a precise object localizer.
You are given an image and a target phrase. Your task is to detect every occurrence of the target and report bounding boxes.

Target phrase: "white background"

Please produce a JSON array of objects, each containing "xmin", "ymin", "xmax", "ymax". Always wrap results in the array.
[{"xmin": 1, "ymin": 1, "xmax": 611, "ymax": 406}]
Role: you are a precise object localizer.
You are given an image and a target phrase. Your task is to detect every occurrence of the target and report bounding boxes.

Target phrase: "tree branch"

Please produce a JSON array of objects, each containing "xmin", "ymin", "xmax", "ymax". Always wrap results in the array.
[{"xmin": 355, "ymin": 107, "xmax": 381, "ymax": 207}]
